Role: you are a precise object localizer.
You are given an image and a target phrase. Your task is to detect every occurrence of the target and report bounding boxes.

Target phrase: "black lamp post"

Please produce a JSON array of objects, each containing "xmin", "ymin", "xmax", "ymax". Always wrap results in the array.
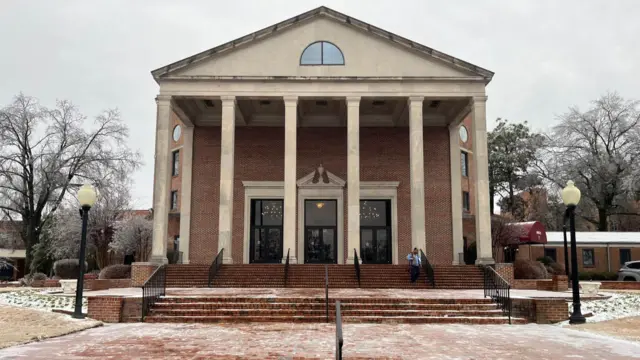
[
  {"xmin": 72, "ymin": 183, "xmax": 97, "ymax": 319},
  {"xmin": 562, "ymin": 210, "xmax": 570, "ymax": 277},
  {"xmin": 561, "ymin": 180, "xmax": 586, "ymax": 325}
]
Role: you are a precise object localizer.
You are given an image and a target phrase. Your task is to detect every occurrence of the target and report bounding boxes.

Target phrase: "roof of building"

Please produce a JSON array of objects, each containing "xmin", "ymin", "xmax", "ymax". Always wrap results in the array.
[
  {"xmin": 505, "ymin": 221, "xmax": 547, "ymax": 244},
  {"xmin": 546, "ymin": 232, "xmax": 640, "ymax": 244},
  {"xmin": 151, "ymin": 6, "xmax": 494, "ymax": 82}
]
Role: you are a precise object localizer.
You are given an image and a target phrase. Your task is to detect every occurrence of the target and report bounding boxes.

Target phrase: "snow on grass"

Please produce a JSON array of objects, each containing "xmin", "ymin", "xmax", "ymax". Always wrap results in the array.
[
  {"xmin": 0, "ymin": 288, "xmax": 87, "ymax": 312},
  {"xmin": 564, "ymin": 292, "xmax": 640, "ymax": 323}
]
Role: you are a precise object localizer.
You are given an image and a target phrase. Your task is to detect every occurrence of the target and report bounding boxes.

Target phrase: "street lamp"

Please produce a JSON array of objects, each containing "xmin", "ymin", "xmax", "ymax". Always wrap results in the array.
[
  {"xmin": 561, "ymin": 180, "xmax": 586, "ymax": 325},
  {"xmin": 562, "ymin": 210, "xmax": 570, "ymax": 277},
  {"xmin": 72, "ymin": 183, "xmax": 97, "ymax": 319}
]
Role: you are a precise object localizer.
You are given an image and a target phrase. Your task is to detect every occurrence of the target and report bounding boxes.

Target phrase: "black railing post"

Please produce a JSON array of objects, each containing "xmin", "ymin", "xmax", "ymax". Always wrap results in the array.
[
  {"xmin": 335, "ymin": 301, "xmax": 343, "ymax": 360},
  {"xmin": 284, "ymin": 248, "xmax": 290, "ymax": 288},
  {"xmin": 325, "ymin": 264, "xmax": 329, "ymax": 323},
  {"xmin": 419, "ymin": 249, "xmax": 436, "ymax": 288},
  {"xmin": 208, "ymin": 248, "xmax": 224, "ymax": 288},
  {"xmin": 140, "ymin": 264, "xmax": 167, "ymax": 321},
  {"xmin": 353, "ymin": 249, "xmax": 361, "ymax": 287},
  {"xmin": 481, "ymin": 265, "xmax": 512, "ymax": 325}
]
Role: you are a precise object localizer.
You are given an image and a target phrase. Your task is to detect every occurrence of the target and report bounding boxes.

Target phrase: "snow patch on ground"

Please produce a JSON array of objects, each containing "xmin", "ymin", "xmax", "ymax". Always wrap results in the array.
[
  {"xmin": 562, "ymin": 292, "xmax": 640, "ymax": 324},
  {"xmin": 0, "ymin": 288, "xmax": 87, "ymax": 313}
]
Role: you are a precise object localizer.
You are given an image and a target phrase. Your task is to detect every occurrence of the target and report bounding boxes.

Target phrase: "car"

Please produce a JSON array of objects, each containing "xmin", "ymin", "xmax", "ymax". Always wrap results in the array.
[{"xmin": 617, "ymin": 260, "xmax": 640, "ymax": 281}]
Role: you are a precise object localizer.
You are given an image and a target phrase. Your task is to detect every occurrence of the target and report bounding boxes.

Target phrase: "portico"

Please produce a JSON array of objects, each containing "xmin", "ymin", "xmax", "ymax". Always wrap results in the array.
[{"xmin": 149, "ymin": 6, "xmax": 495, "ymax": 266}]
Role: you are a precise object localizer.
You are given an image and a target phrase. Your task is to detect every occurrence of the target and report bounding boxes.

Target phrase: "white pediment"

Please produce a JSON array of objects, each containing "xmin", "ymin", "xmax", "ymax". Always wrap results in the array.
[
  {"xmin": 297, "ymin": 167, "xmax": 345, "ymax": 188},
  {"xmin": 157, "ymin": 9, "xmax": 492, "ymax": 81}
]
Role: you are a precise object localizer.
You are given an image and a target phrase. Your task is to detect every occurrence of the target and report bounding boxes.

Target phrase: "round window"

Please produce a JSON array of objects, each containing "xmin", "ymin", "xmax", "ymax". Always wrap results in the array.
[
  {"xmin": 172, "ymin": 125, "xmax": 182, "ymax": 142},
  {"xmin": 459, "ymin": 125, "xmax": 468, "ymax": 143}
]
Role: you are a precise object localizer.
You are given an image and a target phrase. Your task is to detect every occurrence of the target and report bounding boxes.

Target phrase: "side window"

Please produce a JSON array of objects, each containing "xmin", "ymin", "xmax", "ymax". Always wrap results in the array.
[{"xmin": 582, "ymin": 249, "xmax": 594, "ymax": 267}]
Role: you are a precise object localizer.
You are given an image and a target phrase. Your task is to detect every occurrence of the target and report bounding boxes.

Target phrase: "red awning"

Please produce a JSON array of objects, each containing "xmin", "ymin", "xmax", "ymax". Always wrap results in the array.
[{"xmin": 505, "ymin": 221, "xmax": 547, "ymax": 245}]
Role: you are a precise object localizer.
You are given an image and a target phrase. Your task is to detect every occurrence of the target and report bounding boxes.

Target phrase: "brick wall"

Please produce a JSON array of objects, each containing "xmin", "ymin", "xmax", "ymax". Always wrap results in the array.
[
  {"xmin": 88, "ymin": 279, "xmax": 132, "ymax": 291},
  {"xmin": 535, "ymin": 299, "xmax": 569, "ymax": 324},
  {"xmin": 189, "ymin": 126, "xmax": 455, "ymax": 265},
  {"xmin": 536, "ymin": 279, "xmax": 554, "ymax": 291},
  {"xmin": 600, "ymin": 281, "xmax": 640, "ymax": 290},
  {"xmin": 122, "ymin": 297, "xmax": 142, "ymax": 322},
  {"xmin": 513, "ymin": 279, "xmax": 538, "ymax": 289},
  {"xmin": 495, "ymin": 263, "xmax": 514, "ymax": 285},
  {"xmin": 87, "ymin": 296, "xmax": 124, "ymax": 323},
  {"xmin": 131, "ymin": 263, "xmax": 157, "ymax": 287}
]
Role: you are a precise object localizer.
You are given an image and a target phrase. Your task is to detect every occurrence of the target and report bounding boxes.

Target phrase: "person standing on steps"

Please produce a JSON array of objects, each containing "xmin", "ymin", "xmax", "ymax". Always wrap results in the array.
[{"xmin": 407, "ymin": 248, "xmax": 421, "ymax": 283}]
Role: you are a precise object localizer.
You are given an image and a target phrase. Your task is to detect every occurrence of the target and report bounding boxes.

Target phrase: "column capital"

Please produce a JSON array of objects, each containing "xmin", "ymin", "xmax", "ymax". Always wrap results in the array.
[
  {"xmin": 408, "ymin": 96, "xmax": 424, "ymax": 105},
  {"xmin": 155, "ymin": 95, "xmax": 172, "ymax": 104},
  {"xmin": 220, "ymin": 96, "xmax": 236, "ymax": 105},
  {"xmin": 346, "ymin": 96, "xmax": 361, "ymax": 106},
  {"xmin": 283, "ymin": 96, "xmax": 298, "ymax": 105},
  {"xmin": 472, "ymin": 96, "xmax": 488, "ymax": 105}
]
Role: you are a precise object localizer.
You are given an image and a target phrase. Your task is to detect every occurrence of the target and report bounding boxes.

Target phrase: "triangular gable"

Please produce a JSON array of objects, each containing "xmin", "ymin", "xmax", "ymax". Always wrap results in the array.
[
  {"xmin": 297, "ymin": 165, "xmax": 345, "ymax": 189},
  {"xmin": 152, "ymin": 6, "xmax": 493, "ymax": 82}
]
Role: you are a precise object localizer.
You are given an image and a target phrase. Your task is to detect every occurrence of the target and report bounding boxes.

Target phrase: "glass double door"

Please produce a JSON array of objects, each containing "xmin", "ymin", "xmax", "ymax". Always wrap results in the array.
[
  {"xmin": 360, "ymin": 200, "xmax": 392, "ymax": 264},
  {"xmin": 304, "ymin": 200, "xmax": 337, "ymax": 264},
  {"xmin": 249, "ymin": 199, "xmax": 283, "ymax": 263}
]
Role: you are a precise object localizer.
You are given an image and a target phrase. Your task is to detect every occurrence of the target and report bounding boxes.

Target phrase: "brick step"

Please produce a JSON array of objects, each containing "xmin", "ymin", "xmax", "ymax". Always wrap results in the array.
[
  {"xmin": 152, "ymin": 302, "xmax": 498, "ymax": 311},
  {"xmin": 157, "ymin": 297, "xmax": 493, "ymax": 305},
  {"xmin": 149, "ymin": 308, "xmax": 505, "ymax": 317},
  {"xmin": 144, "ymin": 315, "xmax": 523, "ymax": 324}
]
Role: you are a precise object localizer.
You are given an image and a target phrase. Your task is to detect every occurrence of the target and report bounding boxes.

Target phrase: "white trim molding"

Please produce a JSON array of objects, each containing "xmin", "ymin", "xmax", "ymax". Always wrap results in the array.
[{"xmin": 360, "ymin": 181, "xmax": 400, "ymax": 264}]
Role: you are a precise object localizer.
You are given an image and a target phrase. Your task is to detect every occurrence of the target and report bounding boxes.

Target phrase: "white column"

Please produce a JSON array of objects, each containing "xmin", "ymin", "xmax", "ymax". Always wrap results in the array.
[
  {"xmin": 449, "ymin": 123, "xmax": 464, "ymax": 265},
  {"xmin": 178, "ymin": 125, "xmax": 194, "ymax": 264},
  {"xmin": 346, "ymin": 96, "xmax": 361, "ymax": 263},
  {"xmin": 150, "ymin": 95, "xmax": 172, "ymax": 265},
  {"xmin": 409, "ymin": 97, "xmax": 426, "ymax": 253},
  {"xmin": 218, "ymin": 96, "xmax": 236, "ymax": 264},
  {"xmin": 471, "ymin": 96, "xmax": 495, "ymax": 265},
  {"xmin": 282, "ymin": 96, "xmax": 298, "ymax": 264}
]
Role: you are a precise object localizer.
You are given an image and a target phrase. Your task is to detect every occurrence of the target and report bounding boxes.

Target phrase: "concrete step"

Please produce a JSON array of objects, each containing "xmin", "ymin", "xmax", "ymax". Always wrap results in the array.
[
  {"xmin": 149, "ymin": 308, "xmax": 505, "ymax": 317},
  {"xmin": 152, "ymin": 302, "xmax": 498, "ymax": 311}
]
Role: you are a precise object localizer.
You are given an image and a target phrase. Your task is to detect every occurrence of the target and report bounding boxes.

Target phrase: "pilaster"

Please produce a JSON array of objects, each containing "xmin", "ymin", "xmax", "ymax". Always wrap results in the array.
[
  {"xmin": 471, "ymin": 96, "xmax": 494, "ymax": 265},
  {"xmin": 408, "ymin": 96, "xmax": 426, "ymax": 253},
  {"xmin": 178, "ymin": 125, "xmax": 194, "ymax": 264},
  {"xmin": 282, "ymin": 96, "xmax": 298, "ymax": 264},
  {"xmin": 150, "ymin": 95, "xmax": 172, "ymax": 265},
  {"xmin": 218, "ymin": 96, "xmax": 236, "ymax": 264},
  {"xmin": 346, "ymin": 96, "xmax": 361, "ymax": 263}
]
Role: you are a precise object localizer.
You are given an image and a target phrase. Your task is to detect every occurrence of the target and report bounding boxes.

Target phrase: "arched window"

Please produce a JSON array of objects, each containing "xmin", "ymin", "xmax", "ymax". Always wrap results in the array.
[{"xmin": 300, "ymin": 41, "xmax": 345, "ymax": 65}]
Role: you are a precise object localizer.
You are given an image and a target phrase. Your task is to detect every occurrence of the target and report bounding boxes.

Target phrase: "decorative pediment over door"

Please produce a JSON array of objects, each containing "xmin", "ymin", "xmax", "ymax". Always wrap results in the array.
[{"xmin": 297, "ymin": 164, "xmax": 345, "ymax": 189}]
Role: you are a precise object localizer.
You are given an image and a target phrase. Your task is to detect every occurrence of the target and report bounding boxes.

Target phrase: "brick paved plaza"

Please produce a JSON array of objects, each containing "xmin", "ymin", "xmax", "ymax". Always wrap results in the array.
[{"xmin": 1, "ymin": 322, "xmax": 639, "ymax": 359}]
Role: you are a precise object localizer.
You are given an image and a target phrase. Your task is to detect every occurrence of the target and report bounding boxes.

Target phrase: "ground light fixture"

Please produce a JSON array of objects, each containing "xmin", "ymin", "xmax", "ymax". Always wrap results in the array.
[
  {"xmin": 72, "ymin": 183, "xmax": 97, "ymax": 319},
  {"xmin": 561, "ymin": 180, "xmax": 586, "ymax": 325}
]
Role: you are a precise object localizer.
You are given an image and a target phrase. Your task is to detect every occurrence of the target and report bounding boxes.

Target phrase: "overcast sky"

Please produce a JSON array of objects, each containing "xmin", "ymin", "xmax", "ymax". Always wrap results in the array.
[{"xmin": 1, "ymin": 0, "xmax": 638, "ymax": 208}]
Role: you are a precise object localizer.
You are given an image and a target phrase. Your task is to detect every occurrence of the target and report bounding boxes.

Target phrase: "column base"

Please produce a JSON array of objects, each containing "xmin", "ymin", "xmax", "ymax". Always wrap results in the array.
[
  {"xmin": 150, "ymin": 255, "xmax": 168, "ymax": 265},
  {"xmin": 222, "ymin": 256, "xmax": 234, "ymax": 264},
  {"xmin": 282, "ymin": 256, "xmax": 298, "ymax": 264},
  {"xmin": 475, "ymin": 257, "xmax": 495, "ymax": 266}
]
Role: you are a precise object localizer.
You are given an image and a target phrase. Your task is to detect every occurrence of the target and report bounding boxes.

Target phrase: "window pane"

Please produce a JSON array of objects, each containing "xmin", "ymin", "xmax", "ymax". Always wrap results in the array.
[
  {"xmin": 300, "ymin": 42, "xmax": 322, "ymax": 64},
  {"xmin": 620, "ymin": 249, "xmax": 631, "ymax": 264},
  {"xmin": 172, "ymin": 151, "xmax": 179, "ymax": 176},
  {"xmin": 582, "ymin": 249, "xmax": 594, "ymax": 266},
  {"xmin": 253, "ymin": 200, "xmax": 262, "ymax": 226},
  {"xmin": 360, "ymin": 200, "xmax": 387, "ymax": 226},
  {"xmin": 322, "ymin": 228, "xmax": 335, "ymax": 262},
  {"xmin": 462, "ymin": 192, "xmax": 470, "ymax": 211},
  {"xmin": 544, "ymin": 248, "xmax": 557, "ymax": 262},
  {"xmin": 322, "ymin": 42, "xmax": 344, "ymax": 64},
  {"xmin": 305, "ymin": 200, "xmax": 336, "ymax": 226},
  {"xmin": 261, "ymin": 200, "xmax": 283, "ymax": 225},
  {"xmin": 461, "ymin": 151, "xmax": 468, "ymax": 177}
]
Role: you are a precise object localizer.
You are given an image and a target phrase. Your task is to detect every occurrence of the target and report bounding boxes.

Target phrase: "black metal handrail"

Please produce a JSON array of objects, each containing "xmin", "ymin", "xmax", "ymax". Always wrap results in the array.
[
  {"xmin": 208, "ymin": 248, "xmax": 224, "ymax": 288},
  {"xmin": 353, "ymin": 248, "xmax": 361, "ymax": 287},
  {"xmin": 141, "ymin": 264, "xmax": 166, "ymax": 321},
  {"xmin": 419, "ymin": 249, "xmax": 436, "ymax": 288},
  {"xmin": 335, "ymin": 301, "xmax": 343, "ymax": 360},
  {"xmin": 325, "ymin": 264, "xmax": 329, "ymax": 322},
  {"xmin": 284, "ymin": 248, "xmax": 290, "ymax": 288},
  {"xmin": 482, "ymin": 265, "xmax": 512, "ymax": 325}
]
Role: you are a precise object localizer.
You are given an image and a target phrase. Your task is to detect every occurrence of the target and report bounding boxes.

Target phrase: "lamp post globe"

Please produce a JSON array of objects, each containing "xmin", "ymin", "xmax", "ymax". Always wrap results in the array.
[
  {"xmin": 72, "ymin": 183, "xmax": 97, "ymax": 319},
  {"xmin": 562, "ymin": 180, "xmax": 586, "ymax": 325}
]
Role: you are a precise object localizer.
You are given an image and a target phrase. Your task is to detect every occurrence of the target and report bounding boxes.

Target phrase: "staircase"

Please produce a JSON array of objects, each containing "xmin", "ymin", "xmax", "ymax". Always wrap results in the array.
[
  {"xmin": 144, "ymin": 296, "xmax": 524, "ymax": 324},
  {"xmin": 165, "ymin": 264, "xmax": 484, "ymax": 289}
]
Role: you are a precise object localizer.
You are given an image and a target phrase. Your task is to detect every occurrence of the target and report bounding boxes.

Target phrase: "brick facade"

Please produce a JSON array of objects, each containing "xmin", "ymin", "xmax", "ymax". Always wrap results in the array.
[
  {"xmin": 520, "ymin": 244, "xmax": 640, "ymax": 273},
  {"xmin": 494, "ymin": 263, "xmax": 514, "ymax": 284},
  {"xmin": 87, "ymin": 296, "xmax": 123, "ymax": 323},
  {"xmin": 131, "ymin": 262, "xmax": 157, "ymax": 287},
  {"xmin": 187, "ymin": 126, "xmax": 455, "ymax": 265}
]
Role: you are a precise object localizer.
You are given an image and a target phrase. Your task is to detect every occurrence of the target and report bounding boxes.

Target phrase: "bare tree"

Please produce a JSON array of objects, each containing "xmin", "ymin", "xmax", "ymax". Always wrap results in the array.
[
  {"xmin": 534, "ymin": 92, "xmax": 640, "ymax": 231},
  {"xmin": 0, "ymin": 94, "xmax": 141, "ymax": 272},
  {"xmin": 110, "ymin": 215, "xmax": 153, "ymax": 262},
  {"xmin": 43, "ymin": 179, "xmax": 132, "ymax": 268}
]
